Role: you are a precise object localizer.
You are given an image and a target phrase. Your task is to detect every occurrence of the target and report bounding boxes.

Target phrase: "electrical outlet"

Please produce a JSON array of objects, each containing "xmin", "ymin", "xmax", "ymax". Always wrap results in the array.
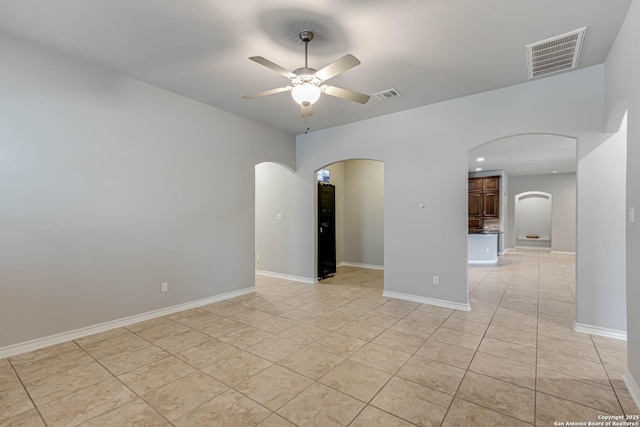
[
  {"xmin": 161, "ymin": 282, "xmax": 168, "ymax": 293},
  {"xmin": 276, "ymin": 213, "xmax": 283, "ymax": 221},
  {"xmin": 432, "ymin": 275, "xmax": 439, "ymax": 285}
]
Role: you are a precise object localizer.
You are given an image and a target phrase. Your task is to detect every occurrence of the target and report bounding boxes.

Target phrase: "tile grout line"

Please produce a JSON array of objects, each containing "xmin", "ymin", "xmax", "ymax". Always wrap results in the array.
[
  {"xmin": 6, "ymin": 357, "xmax": 50, "ymax": 427},
  {"xmin": 74, "ymin": 343, "xmax": 176, "ymax": 426},
  {"xmin": 590, "ymin": 333, "xmax": 626, "ymax": 415},
  {"xmin": 533, "ymin": 249, "xmax": 542, "ymax": 427},
  {"xmin": 443, "ymin": 254, "xmax": 528, "ymax": 425}
]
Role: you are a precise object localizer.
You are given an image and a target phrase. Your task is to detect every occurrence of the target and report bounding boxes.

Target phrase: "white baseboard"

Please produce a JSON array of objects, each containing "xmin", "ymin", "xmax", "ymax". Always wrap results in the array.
[
  {"xmin": 382, "ymin": 290, "xmax": 471, "ymax": 312},
  {"xmin": 0, "ymin": 287, "xmax": 255, "ymax": 359},
  {"xmin": 551, "ymin": 251, "xmax": 576, "ymax": 255},
  {"xmin": 515, "ymin": 246, "xmax": 552, "ymax": 251},
  {"xmin": 255, "ymin": 270, "xmax": 316, "ymax": 284},
  {"xmin": 468, "ymin": 259, "xmax": 498, "ymax": 265},
  {"xmin": 573, "ymin": 322, "xmax": 627, "ymax": 340},
  {"xmin": 337, "ymin": 262, "xmax": 384, "ymax": 270},
  {"xmin": 624, "ymin": 370, "xmax": 640, "ymax": 414}
]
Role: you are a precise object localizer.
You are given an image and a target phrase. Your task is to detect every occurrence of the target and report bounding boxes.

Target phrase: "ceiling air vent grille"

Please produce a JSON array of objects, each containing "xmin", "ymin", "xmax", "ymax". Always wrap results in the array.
[
  {"xmin": 374, "ymin": 88, "xmax": 401, "ymax": 100},
  {"xmin": 526, "ymin": 27, "xmax": 586, "ymax": 79}
]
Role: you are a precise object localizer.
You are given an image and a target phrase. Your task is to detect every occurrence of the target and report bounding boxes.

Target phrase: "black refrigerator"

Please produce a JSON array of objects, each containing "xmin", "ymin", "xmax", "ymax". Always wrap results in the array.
[{"xmin": 318, "ymin": 182, "xmax": 336, "ymax": 280}]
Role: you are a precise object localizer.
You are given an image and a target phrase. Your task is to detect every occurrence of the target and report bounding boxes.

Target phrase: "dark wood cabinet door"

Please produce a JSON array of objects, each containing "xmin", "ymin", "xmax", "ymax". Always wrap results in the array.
[
  {"xmin": 468, "ymin": 217, "xmax": 483, "ymax": 230},
  {"xmin": 468, "ymin": 192, "xmax": 483, "ymax": 217},
  {"xmin": 483, "ymin": 191, "xmax": 499, "ymax": 217},
  {"xmin": 468, "ymin": 178, "xmax": 483, "ymax": 192},
  {"xmin": 483, "ymin": 177, "xmax": 500, "ymax": 191}
]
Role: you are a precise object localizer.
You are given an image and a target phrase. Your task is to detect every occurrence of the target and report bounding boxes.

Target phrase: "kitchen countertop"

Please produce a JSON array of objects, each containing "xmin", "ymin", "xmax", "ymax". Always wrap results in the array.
[{"xmin": 468, "ymin": 230, "xmax": 503, "ymax": 234}]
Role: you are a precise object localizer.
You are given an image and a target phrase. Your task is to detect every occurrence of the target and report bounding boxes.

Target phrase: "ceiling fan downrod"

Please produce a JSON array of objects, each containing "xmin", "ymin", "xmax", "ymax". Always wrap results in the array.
[{"xmin": 299, "ymin": 30, "xmax": 314, "ymax": 68}]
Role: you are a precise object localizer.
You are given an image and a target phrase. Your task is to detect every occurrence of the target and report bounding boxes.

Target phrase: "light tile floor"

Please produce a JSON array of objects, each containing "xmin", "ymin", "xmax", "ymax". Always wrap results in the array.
[{"xmin": 1, "ymin": 251, "xmax": 638, "ymax": 426}]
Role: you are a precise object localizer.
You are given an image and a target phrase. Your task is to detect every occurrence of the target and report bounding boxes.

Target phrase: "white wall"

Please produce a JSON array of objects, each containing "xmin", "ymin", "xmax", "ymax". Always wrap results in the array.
[
  {"xmin": 605, "ymin": 0, "xmax": 639, "ymax": 388},
  {"xmin": 343, "ymin": 160, "xmax": 384, "ymax": 267},
  {"xmin": 0, "ymin": 33, "xmax": 295, "ymax": 348},
  {"xmin": 294, "ymin": 65, "xmax": 608, "ymax": 308},
  {"xmin": 507, "ymin": 173, "xmax": 576, "ymax": 252},
  {"xmin": 576, "ymin": 128, "xmax": 627, "ymax": 333},
  {"xmin": 254, "ymin": 163, "xmax": 312, "ymax": 279},
  {"xmin": 515, "ymin": 193, "xmax": 553, "ymax": 247},
  {"xmin": 255, "ymin": 159, "xmax": 383, "ymax": 275}
]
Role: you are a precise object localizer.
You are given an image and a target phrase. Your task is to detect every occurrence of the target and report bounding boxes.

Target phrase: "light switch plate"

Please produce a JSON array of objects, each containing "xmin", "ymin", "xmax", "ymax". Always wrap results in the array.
[{"xmin": 629, "ymin": 207, "xmax": 635, "ymax": 224}]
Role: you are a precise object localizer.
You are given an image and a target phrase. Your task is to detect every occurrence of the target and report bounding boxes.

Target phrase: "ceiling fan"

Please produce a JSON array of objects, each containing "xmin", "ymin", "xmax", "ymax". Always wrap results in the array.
[{"xmin": 242, "ymin": 30, "xmax": 370, "ymax": 118}]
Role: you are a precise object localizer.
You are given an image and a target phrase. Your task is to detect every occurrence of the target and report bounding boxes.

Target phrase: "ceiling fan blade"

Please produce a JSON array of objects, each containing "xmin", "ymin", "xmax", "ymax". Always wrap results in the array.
[
  {"xmin": 301, "ymin": 103, "xmax": 313, "ymax": 118},
  {"xmin": 249, "ymin": 56, "xmax": 296, "ymax": 79},
  {"xmin": 315, "ymin": 54, "xmax": 361, "ymax": 81},
  {"xmin": 323, "ymin": 86, "xmax": 370, "ymax": 104},
  {"xmin": 242, "ymin": 86, "xmax": 292, "ymax": 100}
]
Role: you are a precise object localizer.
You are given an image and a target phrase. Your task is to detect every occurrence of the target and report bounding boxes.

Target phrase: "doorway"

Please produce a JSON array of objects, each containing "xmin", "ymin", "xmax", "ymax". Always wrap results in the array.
[{"xmin": 315, "ymin": 159, "xmax": 384, "ymax": 284}]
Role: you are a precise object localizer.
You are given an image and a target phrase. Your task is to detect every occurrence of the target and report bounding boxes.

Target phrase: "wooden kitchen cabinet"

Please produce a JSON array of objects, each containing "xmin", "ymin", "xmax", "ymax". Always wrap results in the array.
[
  {"xmin": 483, "ymin": 176, "xmax": 500, "ymax": 191},
  {"xmin": 468, "ymin": 176, "xmax": 500, "ymax": 231},
  {"xmin": 468, "ymin": 178, "xmax": 483, "ymax": 192},
  {"xmin": 468, "ymin": 192, "xmax": 483, "ymax": 216},
  {"xmin": 483, "ymin": 191, "xmax": 499, "ymax": 217}
]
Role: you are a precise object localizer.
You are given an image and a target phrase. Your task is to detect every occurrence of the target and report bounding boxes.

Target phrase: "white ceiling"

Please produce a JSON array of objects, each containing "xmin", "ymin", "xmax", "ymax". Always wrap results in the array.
[
  {"xmin": 468, "ymin": 135, "xmax": 577, "ymax": 176},
  {"xmin": 0, "ymin": 0, "xmax": 632, "ymax": 136}
]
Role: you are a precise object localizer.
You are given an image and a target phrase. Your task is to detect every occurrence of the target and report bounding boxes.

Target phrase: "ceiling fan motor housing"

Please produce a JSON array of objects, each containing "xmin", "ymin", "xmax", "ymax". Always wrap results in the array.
[{"xmin": 299, "ymin": 30, "xmax": 314, "ymax": 43}]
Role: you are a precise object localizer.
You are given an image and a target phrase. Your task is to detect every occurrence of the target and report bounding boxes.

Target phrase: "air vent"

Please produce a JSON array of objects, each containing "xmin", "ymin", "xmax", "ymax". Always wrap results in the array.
[
  {"xmin": 526, "ymin": 27, "xmax": 586, "ymax": 79},
  {"xmin": 374, "ymin": 88, "xmax": 401, "ymax": 100}
]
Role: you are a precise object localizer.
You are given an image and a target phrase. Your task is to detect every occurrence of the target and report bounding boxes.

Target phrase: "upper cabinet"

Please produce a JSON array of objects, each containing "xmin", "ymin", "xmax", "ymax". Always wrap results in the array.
[
  {"xmin": 483, "ymin": 176, "xmax": 500, "ymax": 191},
  {"xmin": 468, "ymin": 176, "xmax": 501, "ymax": 231},
  {"xmin": 468, "ymin": 178, "xmax": 484, "ymax": 192}
]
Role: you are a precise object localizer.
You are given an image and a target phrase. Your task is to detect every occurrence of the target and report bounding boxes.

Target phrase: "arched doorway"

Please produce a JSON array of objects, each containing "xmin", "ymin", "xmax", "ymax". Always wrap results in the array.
[{"xmin": 314, "ymin": 159, "xmax": 384, "ymax": 287}]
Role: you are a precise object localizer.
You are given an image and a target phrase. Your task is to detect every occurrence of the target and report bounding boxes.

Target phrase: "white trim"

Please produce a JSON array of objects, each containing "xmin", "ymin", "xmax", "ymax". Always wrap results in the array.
[
  {"xmin": 383, "ymin": 290, "xmax": 471, "ymax": 311},
  {"xmin": 337, "ymin": 262, "xmax": 384, "ymax": 270},
  {"xmin": 624, "ymin": 370, "xmax": 640, "ymax": 414},
  {"xmin": 515, "ymin": 245, "xmax": 552, "ymax": 251},
  {"xmin": 517, "ymin": 236, "xmax": 551, "ymax": 241},
  {"xmin": 468, "ymin": 259, "xmax": 498, "ymax": 265},
  {"xmin": 551, "ymin": 251, "xmax": 576, "ymax": 255},
  {"xmin": 573, "ymin": 322, "xmax": 627, "ymax": 340},
  {"xmin": 503, "ymin": 248, "xmax": 516, "ymax": 253},
  {"xmin": 255, "ymin": 270, "xmax": 316, "ymax": 284},
  {"xmin": 0, "ymin": 287, "xmax": 255, "ymax": 359}
]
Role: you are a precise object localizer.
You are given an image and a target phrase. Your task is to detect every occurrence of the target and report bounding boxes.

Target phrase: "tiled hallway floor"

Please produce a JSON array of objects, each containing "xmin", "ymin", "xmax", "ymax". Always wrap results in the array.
[{"xmin": 1, "ymin": 251, "xmax": 638, "ymax": 426}]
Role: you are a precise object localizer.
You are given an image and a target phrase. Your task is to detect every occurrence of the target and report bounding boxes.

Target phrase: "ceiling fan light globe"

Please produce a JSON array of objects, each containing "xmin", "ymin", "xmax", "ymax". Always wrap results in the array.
[{"xmin": 291, "ymin": 84, "xmax": 321, "ymax": 106}]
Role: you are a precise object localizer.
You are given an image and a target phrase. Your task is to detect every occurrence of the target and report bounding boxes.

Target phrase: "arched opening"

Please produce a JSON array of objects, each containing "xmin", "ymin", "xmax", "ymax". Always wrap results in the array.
[
  {"xmin": 465, "ymin": 133, "xmax": 577, "ymax": 314},
  {"xmin": 467, "ymin": 133, "xmax": 577, "ymax": 255},
  {"xmin": 514, "ymin": 191, "xmax": 553, "ymax": 249},
  {"xmin": 314, "ymin": 159, "xmax": 384, "ymax": 289}
]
